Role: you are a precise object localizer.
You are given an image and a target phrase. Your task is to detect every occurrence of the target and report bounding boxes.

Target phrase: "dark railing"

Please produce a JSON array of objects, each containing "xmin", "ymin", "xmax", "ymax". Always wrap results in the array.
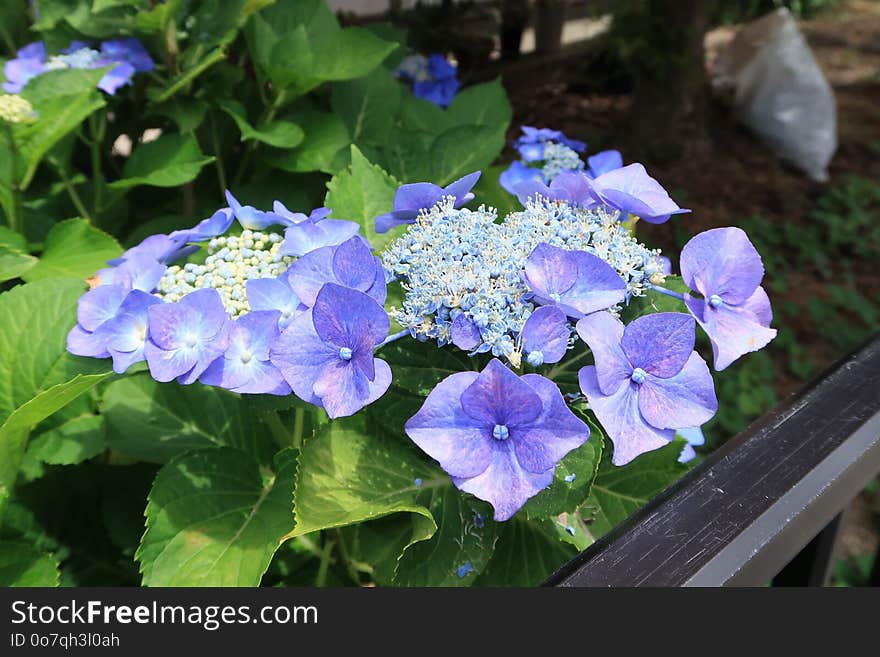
[{"xmin": 546, "ymin": 333, "xmax": 880, "ymax": 587}]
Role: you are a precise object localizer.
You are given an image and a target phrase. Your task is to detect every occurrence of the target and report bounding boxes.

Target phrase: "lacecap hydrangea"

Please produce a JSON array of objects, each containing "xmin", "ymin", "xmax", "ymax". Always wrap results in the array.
[
  {"xmin": 3, "ymin": 39, "xmax": 154, "ymax": 95},
  {"xmin": 67, "ymin": 156, "xmax": 775, "ymax": 521}
]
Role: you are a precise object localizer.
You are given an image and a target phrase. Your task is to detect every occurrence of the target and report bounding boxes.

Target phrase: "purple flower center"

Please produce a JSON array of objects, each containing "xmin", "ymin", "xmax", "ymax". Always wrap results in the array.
[
  {"xmin": 338, "ymin": 346, "xmax": 353, "ymax": 361},
  {"xmin": 708, "ymin": 294, "xmax": 724, "ymax": 308},
  {"xmin": 492, "ymin": 424, "xmax": 510, "ymax": 441},
  {"xmin": 630, "ymin": 367, "xmax": 647, "ymax": 385},
  {"xmin": 239, "ymin": 350, "xmax": 253, "ymax": 364}
]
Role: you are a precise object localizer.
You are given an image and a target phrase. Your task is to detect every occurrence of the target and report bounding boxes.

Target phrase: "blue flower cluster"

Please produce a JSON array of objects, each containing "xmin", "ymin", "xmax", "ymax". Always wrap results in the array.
[
  {"xmin": 395, "ymin": 54, "xmax": 460, "ymax": 107},
  {"xmin": 499, "ymin": 126, "xmax": 625, "ymax": 195},
  {"xmin": 3, "ymin": 39, "xmax": 154, "ymax": 95},
  {"xmin": 66, "ymin": 192, "xmax": 390, "ymax": 410},
  {"xmin": 382, "ymin": 196, "xmax": 665, "ymax": 364}
]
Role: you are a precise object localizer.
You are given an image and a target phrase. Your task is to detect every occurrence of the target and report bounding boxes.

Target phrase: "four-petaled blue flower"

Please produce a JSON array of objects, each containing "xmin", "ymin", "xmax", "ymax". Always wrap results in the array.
[
  {"xmin": 521, "ymin": 305, "xmax": 571, "ymax": 366},
  {"xmin": 577, "ymin": 312, "xmax": 717, "ymax": 465},
  {"xmin": 585, "ymin": 163, "xmax": 690, "ymax": 224},
  {"xmin": 271, "ymin": 283, "xmax": 392, "ymax": 419},
  {"xmin": 680, "ymin": 227, "xmax": 777, "ymax": 371},
  {"xmin": 375, "ymin": 171, "xmax": 480, "ymax": 234},
  {"xmin": 144, "ymin": 288, "xmax": 230, "ymax": 384},
  {"xmin": 200, "ymin": 310, "xmax": 291, "ymax": 395},
  {"xmin": 287, "ymin": 235, "xmax": 386, "ymax": 308},
  {"xmin": 406, "ymin": 359, "xmax": 591, "ymax": 520},
  {"xmin": 522, "ymin": 243, "xmax": 627, "ymax": 318},
  {"xmin": 500, "ymin": 126, "xmax": 587, "ymax": 195},
  {"xmin": 275, "ymin": 201, "xmax": 361, "ymax": 257}
]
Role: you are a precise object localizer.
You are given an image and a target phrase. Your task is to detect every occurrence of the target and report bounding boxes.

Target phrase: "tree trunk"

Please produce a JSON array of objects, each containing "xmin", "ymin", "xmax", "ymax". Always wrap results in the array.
[{"xmin": 620, "ymin": 0, "xmax": 716, "ymax": 161}]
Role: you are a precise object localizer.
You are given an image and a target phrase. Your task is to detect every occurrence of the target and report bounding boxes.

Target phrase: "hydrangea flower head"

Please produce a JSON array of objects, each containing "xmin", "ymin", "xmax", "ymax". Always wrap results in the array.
[
  {"xmin": 67, "ymin": 194, "xmax": 368, "ymax": 393},
  {"xmin": 405, "ymin": 359, "xmax": 591, "ymax": 520},
  {"xmin": 375, "ymin": 172, "xmax": 480, "ymax": 234},
  {"xmin": 585, "ymin": 163, "xmax": 690, "ymax": 224},
  {"xmin": 384, "ymin": 196, "xmax": 664, "ymax": 363},
  {"xmin": 3, "ymin": 38, "xmax": 154, "ymax": 95},
  {"xmin": 500, "ymin": 126, "xmax": 587, "ymax": 195},
  {"xmin": 577, "ymin": 312, "xmax": 717, "ymax": 465},
  {"xmin": 270, "ymin": 283, "xmax": 392, "ymax": 418},
  {"xmin": 395, "ymin": 53, "xmax": 460, "ymax": 107},
  {"xmin": 680, "ymin": 227, "xmax": 776, "ymax": 370}
]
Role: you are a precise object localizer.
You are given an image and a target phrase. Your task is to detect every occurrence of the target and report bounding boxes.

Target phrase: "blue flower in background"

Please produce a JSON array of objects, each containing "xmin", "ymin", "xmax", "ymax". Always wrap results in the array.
[
  {"xmin": 577, "ymin": 312, "xmax": 717, "ymax": 466},
  {"xmin": 405, "ymin": 359, "xmax": 591, "ymax": 520},
  {"xmin": 270, "ymin": 284, "xmax": 392, "ymax": 419},
  {"xmin": 375, "ymin": 171, "xmax": 480, "ymax": 233},
  {"xmin": 500, "ymin": 126, "xmax": 587, "ymax": 195},
  {"xmin": 3, "ymin": 38, "xmax": 154, "ymax": 95},
  {"xmin": 396, "ymin": 53, "xmax": 460, "ymax": 107}
]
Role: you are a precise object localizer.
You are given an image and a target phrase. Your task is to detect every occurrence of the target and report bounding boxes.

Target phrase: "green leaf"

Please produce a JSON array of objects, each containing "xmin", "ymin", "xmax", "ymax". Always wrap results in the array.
[
  {"xmin": 15, "ymin": 69, "xmax": 107, "ymax": 189},
  {"xmin": 583, "ymin": 439, "xmax": 688, "ymax": 538},
  {"xmin": 0, "ymin": 373, "xmax": 112, "ymax": 489},
  {"xmin": 523, "ymin": 434, "xmax": 603, "ymax": 519},
  {"xmin": 291, "ymin": 417, "xmax": 442, "ymax": 539},
  {"xmin": 331, "ymin": 68, "xmax": 402, "ymax": 145},
  {"xmin": 109, "ymin": 134, "xmax": 215, "ymax": 190},
  {"xmin": 137, "ymin": 447, "xmax": 297, "ymax": 586},
  {"xmin": 324, "ymin": 145, "xmax": 400, "ymax": 251},
  {"xmin": 28, "ymin": 413, "xmax": 106, "ymax": 466},
  {"xmin": 0, "ymin": 226, "xmax": 27, "ymax": 251},
  {"xmin": 430, "ymin": 125, "xmax": 507, "ymax": 187},
  {"xmin": 100, "ymin": 374, "xmax": 277, "ymax": 465},
  {"xmin": 394, "ymin": 488, "xmax": 499, "ymax": 586},
  {"xmin": 397, "ymin": 94, "xmax": 451, "ymax": 135},
  {"xmin": 446, "ymin": 78, "xmax": 513, "ymax": 129},
  {"xmin": 0, "ymin": 245, "xmax": 37, "ymax": 283},
  {"xmin": 268, "ymin": 110, "xmax": 351, "ymax": 174},
  {"xmin": 23, "ymin": 218, "xmax": 121, "ymax": 282},
  {"xmin": 475, "ymin": 517, "xmax": 578, "ymax": 586},
  {"xmin": 379, "ymin": 338, "xmax": 478, "ymax": 397},
  {"xmin": 0, "ymin": 278, "xmax": 113, "ymax": 492},
  {"xmin": 218, "ymin": 100, "xmax": 304, "ymax": 148},
  {"xmin": 311, "ymin": 27, "xmax": 396, "ymax": 82},
  {"xmin": 152, "ymin": 97, "xmax": 208, "ymax": 133},
  {"xmin": 0, "ymin": 541, "xmax": 60, "ymax": 586}
]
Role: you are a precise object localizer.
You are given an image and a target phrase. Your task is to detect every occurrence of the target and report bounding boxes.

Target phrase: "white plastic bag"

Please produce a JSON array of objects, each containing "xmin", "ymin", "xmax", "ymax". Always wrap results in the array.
[{"xmin": 714, "ymin": 8, "xmax": 837, "ymax": 182}]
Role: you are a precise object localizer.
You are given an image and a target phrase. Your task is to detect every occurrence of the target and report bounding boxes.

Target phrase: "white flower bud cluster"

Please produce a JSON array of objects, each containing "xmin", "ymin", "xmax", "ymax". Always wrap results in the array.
[
  {"xmin": 154, "ymin": 230, "xmax": 292, "ymax": 316},
  {"xmin": 540, "ymin": 142, "xmax": 585, "ymax": 181}
]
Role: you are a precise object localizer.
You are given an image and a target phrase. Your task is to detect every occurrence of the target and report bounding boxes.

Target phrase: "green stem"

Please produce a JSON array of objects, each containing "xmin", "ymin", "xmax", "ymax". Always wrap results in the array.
[
  {"xmin": 335, "ymin": 528, "xmax": 365, "ymax": 586},
  {"xmin": 209, "ymin": 112, "xmax": 227, "ymax": 196},
  {"xmin": 292, "ymin": 406, "xmax": 305, "ymax": 450},
  {"xmin": 49, "ymin": 157, "xmax": 93, "ymax": 223},
  {"xmin": 315, "ymin": 537, "xmax": 335, "ymax": 587},
  {"xmin": 3, "ymin": 123, "xmax": 23, "ymax": 234},
  {"xmin": 88, "ymin": 112, "xmax": 106, "ymax": 225},
  {"xmin": 261, "ymin": 410, "xmax": 292, "ymax": 450},
  {"xmin": 231, "ymin": 88, "xmax": 288, "ymax": 188}
]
